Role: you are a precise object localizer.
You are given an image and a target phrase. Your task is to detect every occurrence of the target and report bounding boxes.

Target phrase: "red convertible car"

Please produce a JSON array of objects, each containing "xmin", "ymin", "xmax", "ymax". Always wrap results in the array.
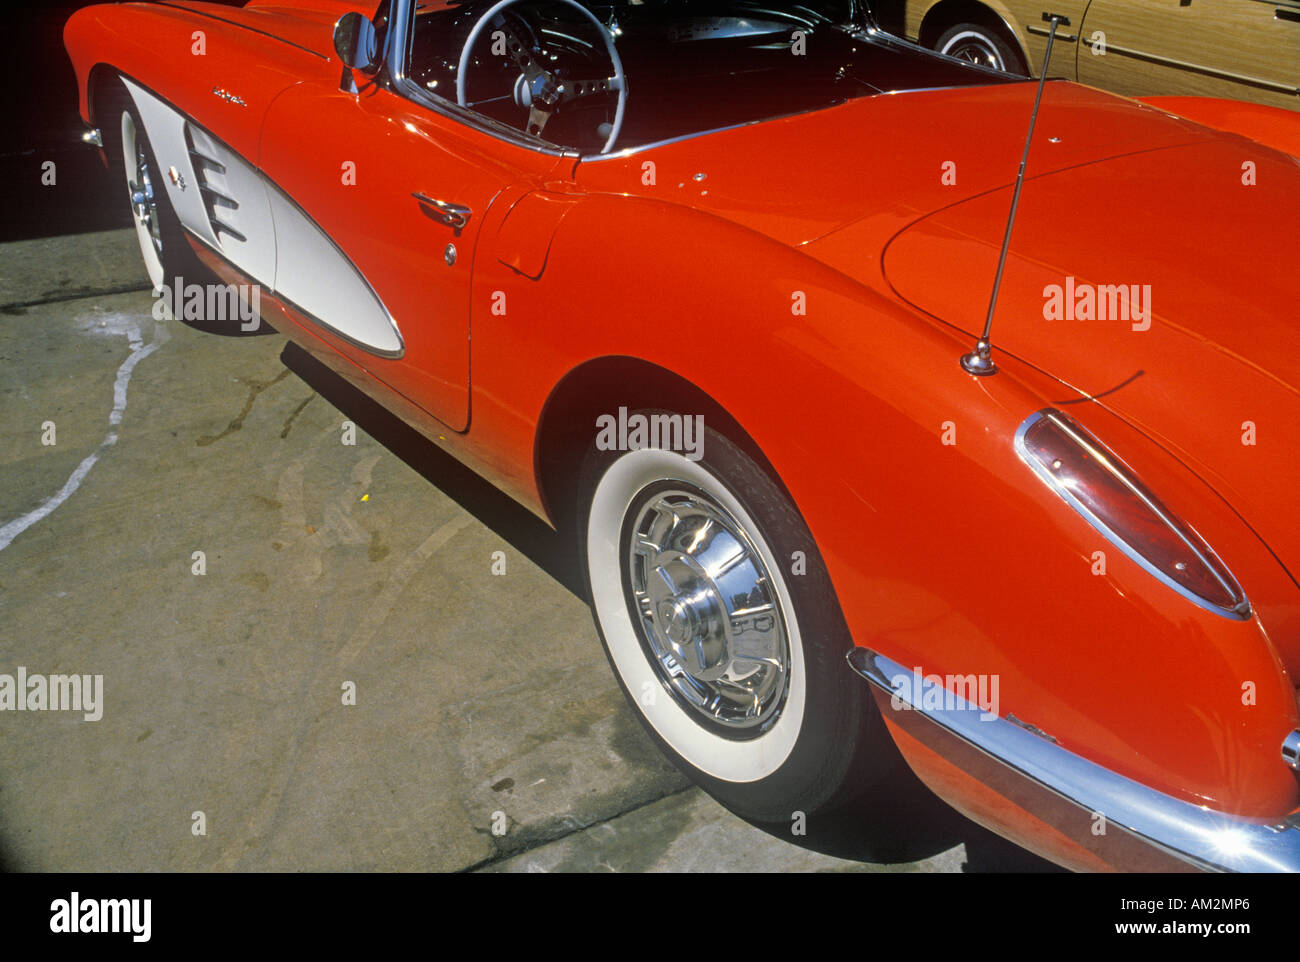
[{"xmin": 65, "ymin": 0, "xmax": 1300, "ymax": 871}]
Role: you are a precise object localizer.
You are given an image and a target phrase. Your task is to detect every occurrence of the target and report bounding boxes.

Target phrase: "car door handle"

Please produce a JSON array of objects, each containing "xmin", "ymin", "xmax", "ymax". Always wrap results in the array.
[{"xmin": 412, "ymin": 192, "xmax": 472, "ymax": 231}]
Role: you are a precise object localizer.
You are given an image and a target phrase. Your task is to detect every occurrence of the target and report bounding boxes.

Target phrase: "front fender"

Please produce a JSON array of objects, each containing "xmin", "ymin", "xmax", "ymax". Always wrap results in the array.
[{"xmin": 64, "ymin": 2, "xmax": 326, "ymax": 163}]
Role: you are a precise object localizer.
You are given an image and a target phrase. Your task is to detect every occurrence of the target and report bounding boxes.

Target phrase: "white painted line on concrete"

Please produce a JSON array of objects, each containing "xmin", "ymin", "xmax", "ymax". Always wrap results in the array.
[{"xmin": 0, "ymin": 313, "xmax": 164, "ymax": 553}]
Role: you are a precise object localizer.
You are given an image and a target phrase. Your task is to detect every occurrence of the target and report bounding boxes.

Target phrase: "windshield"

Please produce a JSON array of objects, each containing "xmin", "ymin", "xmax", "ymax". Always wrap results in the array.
[{"xmin": 403, "ymin": 0, "xmax": 1006, "ymax": 154}]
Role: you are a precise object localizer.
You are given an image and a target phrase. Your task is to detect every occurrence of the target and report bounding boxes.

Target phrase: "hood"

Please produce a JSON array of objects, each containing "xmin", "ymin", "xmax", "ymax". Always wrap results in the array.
[
  {"xmin": 820, "ymin": 135, "xmax": 1300, "ymax": 587},
  {"xmin": 159, "ymin": 0, "xmax": 351, "ymax": 58}
]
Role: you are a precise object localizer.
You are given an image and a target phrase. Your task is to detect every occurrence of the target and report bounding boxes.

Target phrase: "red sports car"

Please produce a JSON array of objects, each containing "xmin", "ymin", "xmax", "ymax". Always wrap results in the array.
[{"xmin": 65, "ymin": 0, "xmax": 1300, "ymax": 871}]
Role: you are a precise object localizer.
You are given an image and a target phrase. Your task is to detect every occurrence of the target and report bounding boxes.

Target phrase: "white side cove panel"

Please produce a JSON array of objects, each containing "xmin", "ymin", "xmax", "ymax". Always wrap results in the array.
[
  {"xmin": 266, "ymin": 188, "xmax": 403, "ymax": 357},
  {"xmin": 121, "ymin": 79, "xmax": 218, "ymax": 250},
  {"xmin": 123, "ymin": 78, "xmax": 400, "ymax": 358},
  {"xmin": 184, "ymin": 124, "xmax": 277, "ymax": 286}
]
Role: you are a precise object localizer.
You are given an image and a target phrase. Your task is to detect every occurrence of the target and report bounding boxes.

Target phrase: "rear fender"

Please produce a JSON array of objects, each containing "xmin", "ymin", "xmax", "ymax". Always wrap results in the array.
[
  {"xmin": 1138, "ymin": 96, "xmax": 1300, "ymax": 158},
  {"xmin": 481, "ymin": 193, "xmax": 1300, "ymax": 821}
]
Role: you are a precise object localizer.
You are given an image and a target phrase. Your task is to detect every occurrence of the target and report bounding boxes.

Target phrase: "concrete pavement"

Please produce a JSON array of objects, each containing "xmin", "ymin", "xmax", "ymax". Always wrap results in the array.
[{"xmin": 0, "ymin": 228, "xmax": 1053, "ymax": 872}]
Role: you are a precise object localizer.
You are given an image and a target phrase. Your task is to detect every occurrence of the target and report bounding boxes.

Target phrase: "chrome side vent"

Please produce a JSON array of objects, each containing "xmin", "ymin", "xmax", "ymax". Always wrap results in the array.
[
  {"xmin": 187, "ymin": 145, "xmax": 226, "ymax": 175},
  {"xmin": 185, "ymin": 123, "xmax": 244, "ymax": 243}
]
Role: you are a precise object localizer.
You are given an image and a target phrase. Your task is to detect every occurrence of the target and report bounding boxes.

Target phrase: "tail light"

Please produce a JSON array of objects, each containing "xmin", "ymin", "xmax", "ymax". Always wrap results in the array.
[{"xmin": 1015, "ymin": 409, "xmax": 1249, "ymax": 619}]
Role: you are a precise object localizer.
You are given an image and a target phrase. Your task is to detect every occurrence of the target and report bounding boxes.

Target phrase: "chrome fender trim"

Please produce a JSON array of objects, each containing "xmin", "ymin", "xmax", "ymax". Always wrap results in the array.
[{"xmin": 847, "ymin": 647, "xmax": 1300, "ymax": 872}]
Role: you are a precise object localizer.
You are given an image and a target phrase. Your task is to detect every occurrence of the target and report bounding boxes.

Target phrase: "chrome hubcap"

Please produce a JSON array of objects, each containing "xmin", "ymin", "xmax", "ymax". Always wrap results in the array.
[
  {"xmin": 624, "ymin": 488, "xmax": 790, "ymax": 735},
  {"xmin": 944, "ymin": 35, "xmax": 1004, "ymax": 71},
  {"xmin": 129, "ymin": 138, "xmax": 162, "ymax": 259}
]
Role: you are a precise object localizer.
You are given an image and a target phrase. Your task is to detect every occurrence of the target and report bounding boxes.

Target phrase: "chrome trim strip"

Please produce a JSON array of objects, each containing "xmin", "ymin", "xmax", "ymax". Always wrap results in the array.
[
  {"xmin": 199, "ymin": 183, "xmax": 239, "ymax": 208},
  {"xmin": 847, "ymin": 647, "xmax": 1300, "ymax": 872},
  {"xmin": 583, "ymin": 116, "xmax": 772, "ymax": 162},
  {"xmin": 181, "ymin": 223, "xmax": 241, "ymax": 264},
  {"xmin": 208, "ymin": 217, "xmax": 247, "ymax": 243},
  {"xmin": 188, "ymin": 151, "xmax": 227, "ymax": 174},
  {"xmin": 256, "ymin": 184, "xmax": 403, "ymax": 359},
  {"xmin": 181, "ymin": 224, "xmax": 404, "ymax": 360},
  {"xmin": 273, "ymin": 289, "xmax": 404, "ymax": 360},
  {"xmin": 1014, "ymin": 409, "xmax": 1250, "ymax": 620},
  {"xmin": 1086, "ymin": 41, "xmax": 1300, "ymax": 96},
  {"xmin": 1026, "ymin": 24, "xmax": 1078, "ymax": 43}
]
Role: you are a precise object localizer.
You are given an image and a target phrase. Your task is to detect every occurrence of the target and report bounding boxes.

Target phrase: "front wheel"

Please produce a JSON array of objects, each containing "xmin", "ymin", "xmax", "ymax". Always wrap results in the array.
[
  {"xmin": 936, "ymin": 22, "xmax": 1028, "ymax": 75},
  {"xmin": 111, "ymin": 80, "xmax": 265, "ymax": 333},
  {"xmin": 578, "ymin": 415, "xmax": 889, "ymax": 823},
  {"xmin": 119, "ymin": 106, "xmax": 169, "ymax": 292}
]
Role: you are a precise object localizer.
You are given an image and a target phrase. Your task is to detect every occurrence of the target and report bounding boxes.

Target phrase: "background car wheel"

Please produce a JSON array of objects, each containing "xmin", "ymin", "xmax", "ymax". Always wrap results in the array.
[
  {"xmin": 936, "ymin": 22, "xmax": 1027, "ymax": 75},
  {"xmin": 578, "ymin": 414, "xmax": 891, "ymax": 823},
  {"xmin": 107, "ymin": 79, "xmax": 265, "ymax": 332}
]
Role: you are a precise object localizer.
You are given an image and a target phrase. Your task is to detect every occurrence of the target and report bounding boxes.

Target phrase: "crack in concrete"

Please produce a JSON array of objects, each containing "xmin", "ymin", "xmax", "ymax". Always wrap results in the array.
[
  {"xmin": 0, "ymin": 283, "xmax": 153, "ymax": 312},
  {"xmin": 459, "ymin": 783, "xmax": 698, "ymax": 873},
  {"xmin": 278, "ymin": 393, "xmax": 316, "ymax": 439},
  {"xmin": 196, "ymin": 369, "xmax": 291, "ymax": 447}
]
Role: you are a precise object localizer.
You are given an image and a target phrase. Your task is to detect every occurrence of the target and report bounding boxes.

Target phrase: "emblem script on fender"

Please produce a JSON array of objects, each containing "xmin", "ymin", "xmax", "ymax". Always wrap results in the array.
[{"xmin": 211, "ymin": 86, "xmax": 247, "ymax": 106}]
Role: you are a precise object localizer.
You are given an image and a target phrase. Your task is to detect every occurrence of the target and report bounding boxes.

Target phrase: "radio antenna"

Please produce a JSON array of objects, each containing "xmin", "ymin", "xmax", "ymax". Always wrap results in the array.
[{"xmin": 961, "ymin": 13, "xmax": 1070, "ymax": 376}]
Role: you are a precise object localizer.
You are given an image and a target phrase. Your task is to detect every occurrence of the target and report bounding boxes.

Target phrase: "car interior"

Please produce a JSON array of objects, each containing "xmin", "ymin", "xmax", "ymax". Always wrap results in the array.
[{"xmin": 401, "ymin": 0, "xmax": 1013, "ymax": 154}]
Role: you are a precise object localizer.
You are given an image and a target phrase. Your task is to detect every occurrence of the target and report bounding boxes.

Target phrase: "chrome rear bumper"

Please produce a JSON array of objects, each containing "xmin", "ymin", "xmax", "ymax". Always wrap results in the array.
[{"xmin": 847, "ymin": 647, "xmax": 1300, "ymax": 872}]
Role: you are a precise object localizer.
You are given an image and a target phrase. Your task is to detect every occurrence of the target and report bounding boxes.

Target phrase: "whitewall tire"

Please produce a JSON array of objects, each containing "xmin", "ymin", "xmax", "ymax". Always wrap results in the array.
[
  {"xmin": 936, "ymin": 22, "xmax": 1027, "ymax": 75},
  {"xmin": 120, "ymin": 109, "xmax": 166, "ymax": 292},
  {"xmin": 109, "ymin": 79, "xmax": 257, "ymax": 333},
  {"xmin": 578, "ymin": 413, "xmax": 888, "ymax": 822}
]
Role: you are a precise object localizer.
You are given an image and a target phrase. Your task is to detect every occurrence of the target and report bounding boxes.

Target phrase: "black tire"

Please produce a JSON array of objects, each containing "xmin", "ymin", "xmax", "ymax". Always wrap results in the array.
[
  {"xmin": 936, "ymin": 22, "xmax": 1028, "ymax": 76},
  {"xmin": 577, "ymin": 411, "xmax": 892, "ymax": 823}
]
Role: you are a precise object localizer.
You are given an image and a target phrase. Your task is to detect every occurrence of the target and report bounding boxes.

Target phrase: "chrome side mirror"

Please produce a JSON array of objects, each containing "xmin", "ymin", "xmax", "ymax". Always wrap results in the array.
[{"xmin": 334, "ymin": 11, "xmax": 380, "ymax": 72}]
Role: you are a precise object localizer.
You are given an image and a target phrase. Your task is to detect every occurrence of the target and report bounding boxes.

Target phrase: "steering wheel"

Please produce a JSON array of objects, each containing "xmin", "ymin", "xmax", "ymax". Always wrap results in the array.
[{"xmin": 456, "ymin": 0, "xmax": 627, "ymax": 154}]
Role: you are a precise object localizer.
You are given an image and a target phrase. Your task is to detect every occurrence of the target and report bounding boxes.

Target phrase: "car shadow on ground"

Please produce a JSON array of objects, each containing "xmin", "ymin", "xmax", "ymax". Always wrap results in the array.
[
  {"xmin": 280, "ymin": 340, "xmax": 1063, "ymax": 873},
  {"xmin": 746, "ymin": 754, "xmax": 1064, "ymax": 872},
  {"xmin": 279, "ymin": 341, "xmax": 586, "ymax": 597}
]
